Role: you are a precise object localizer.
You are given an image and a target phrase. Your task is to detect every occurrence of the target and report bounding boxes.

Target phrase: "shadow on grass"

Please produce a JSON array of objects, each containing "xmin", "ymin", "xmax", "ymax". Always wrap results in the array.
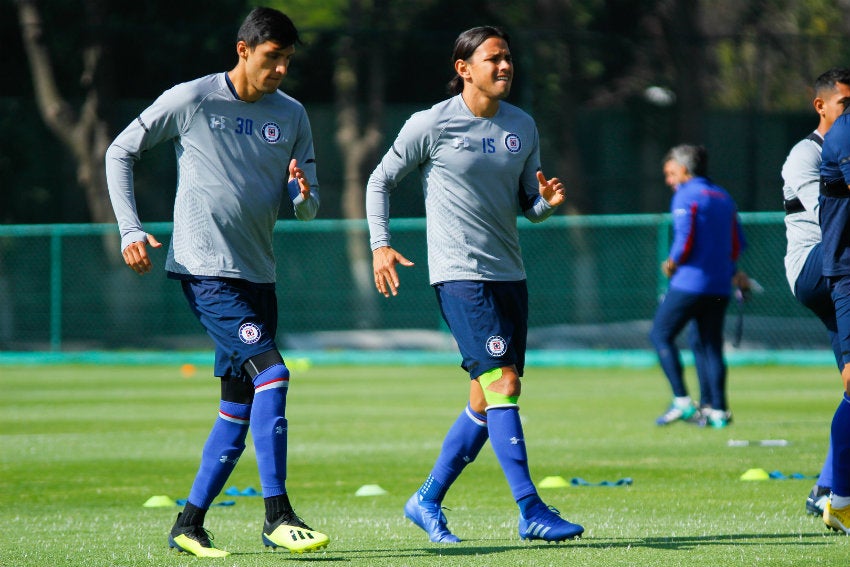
[
  {"xmin": 224, "ymin": 532, "xmax": 837, "ymax": 560},
  {"xmin": 578, "ymin": 531, "xmax": 835, "ymax": 550},
  {"xmin": 412, "ymin": 531, "xmax": 838, "ymax": 554},
  {"xmin": 414, "ymin": 531, "xmax": 836, "ymax": 556}
]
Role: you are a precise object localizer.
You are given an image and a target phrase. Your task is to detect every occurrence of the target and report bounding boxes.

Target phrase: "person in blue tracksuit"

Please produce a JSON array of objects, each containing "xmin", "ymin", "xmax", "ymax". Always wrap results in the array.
[{"xmin": 650, "ymin": 144, "xmax": 748, "ymax": 429}]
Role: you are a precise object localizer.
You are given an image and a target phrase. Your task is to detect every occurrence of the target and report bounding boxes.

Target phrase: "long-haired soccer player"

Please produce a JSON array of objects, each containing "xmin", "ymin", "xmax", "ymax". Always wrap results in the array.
[{"xmin": 366, "ymin": 25, "xmax": 584, "ymax": 544}]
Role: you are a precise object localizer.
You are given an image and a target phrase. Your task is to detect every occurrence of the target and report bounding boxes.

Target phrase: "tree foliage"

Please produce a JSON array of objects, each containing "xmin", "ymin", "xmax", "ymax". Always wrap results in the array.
[{"xmin": 8, "ymin": 0, "xmax": 850, "ymax": 224}]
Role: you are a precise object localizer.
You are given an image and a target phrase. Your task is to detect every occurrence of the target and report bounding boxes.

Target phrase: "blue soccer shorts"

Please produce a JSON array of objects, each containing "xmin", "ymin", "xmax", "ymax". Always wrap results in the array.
[
  {"xmin": 179, "ymin": 276, "xmax": 279, "ymax": 379},
  {"xmin": 434, "ymin": 280, "xmax": 528, "ymax": 379},
  {"xmin": 829, "ymin": 275, "xmax": 850, "ymax": 369}
]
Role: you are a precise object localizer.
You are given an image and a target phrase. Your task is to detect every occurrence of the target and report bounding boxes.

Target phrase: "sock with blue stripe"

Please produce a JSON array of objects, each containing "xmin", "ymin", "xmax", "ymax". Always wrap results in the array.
[
  {"xmin": 486, "ymin": 405, "xmax": 537, "ymax": 503},
  {"xmin": 418, "ymin": 404, "xmax": 489, "ymax": 502},
  {"xmin": 831, "ymin": 393, "xmax": 850, "ymax": 497},
  {"xmin": 250, "ymin": 363, "xmax": 290, "ymax": 498},
  {"xmin": 187, "ymin": 400, "xmax": 251, "ymax": 508}
]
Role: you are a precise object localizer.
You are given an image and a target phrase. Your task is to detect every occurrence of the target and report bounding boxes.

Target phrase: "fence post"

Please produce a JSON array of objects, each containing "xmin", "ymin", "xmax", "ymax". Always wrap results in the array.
[
  {"xmin": 656, "ymin": 217, "xmax": 670, "ymax": 301},
  {"xmin": 50, "ymin": 229, "xmax": 62, "ymax": 351}
]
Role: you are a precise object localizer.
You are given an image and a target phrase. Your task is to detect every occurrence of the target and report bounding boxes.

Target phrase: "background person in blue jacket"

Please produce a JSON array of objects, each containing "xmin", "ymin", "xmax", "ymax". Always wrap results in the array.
[{"xmin": 650, "ymin": 144, "xmax": 749, "ymax": 429}]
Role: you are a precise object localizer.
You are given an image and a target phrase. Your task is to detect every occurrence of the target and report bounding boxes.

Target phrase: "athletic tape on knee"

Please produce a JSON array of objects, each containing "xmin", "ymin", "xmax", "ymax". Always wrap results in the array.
[
  {"xmin": 478, "ymin": 368, "xmax": 519, "ymax": 408},
  {"xmin": 243, "ymin": 349, "xmax": 284, "ymax": 379},
  {"xmin": 243, "ymin": 351, "xmax": 289, "ymax": 393}
]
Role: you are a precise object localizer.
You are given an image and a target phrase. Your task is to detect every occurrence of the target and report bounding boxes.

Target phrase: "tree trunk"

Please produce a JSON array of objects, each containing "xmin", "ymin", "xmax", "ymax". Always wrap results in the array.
[
  {"xmin": 16, "ymin": 0, "xmax": 115, "ymax": 226},
  {"xmin": 334, "ymin": 1, "xmax": 386, "ymax": 329}
]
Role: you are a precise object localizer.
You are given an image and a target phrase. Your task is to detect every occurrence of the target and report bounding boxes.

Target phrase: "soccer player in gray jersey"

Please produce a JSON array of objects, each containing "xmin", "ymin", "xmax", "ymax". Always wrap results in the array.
[
  {"xmin": 781, "ymin": 67, "xmax": 850, "ymax": 519},
  {"xmin": 366, "ymin": 26, "xmax": 584, "ymax": 544},
  {"xmin": 105, "ymin": 7, "xmax": 328, "ymax": 557}
]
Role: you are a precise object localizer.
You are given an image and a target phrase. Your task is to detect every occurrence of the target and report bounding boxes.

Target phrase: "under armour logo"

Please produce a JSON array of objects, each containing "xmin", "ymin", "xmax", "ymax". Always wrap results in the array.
[{"xmin": 510, "ymin": 436, "xmax": 524, "ymax": 445}]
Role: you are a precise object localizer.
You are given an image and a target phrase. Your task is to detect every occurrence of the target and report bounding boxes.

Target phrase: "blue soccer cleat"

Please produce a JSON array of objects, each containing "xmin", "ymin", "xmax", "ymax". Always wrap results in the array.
[
  {"xmin": 404, "ymin": 493, "xmax": 461, "ymax": 543},
  {"xmin": 518, "ymin": 504, "xmax": 584, "ymax": 542}
]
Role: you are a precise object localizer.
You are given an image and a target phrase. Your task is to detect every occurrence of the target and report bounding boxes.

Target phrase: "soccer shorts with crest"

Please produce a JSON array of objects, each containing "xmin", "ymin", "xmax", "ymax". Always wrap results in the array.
[
  {"xmin": 434, "ymin": 280, "xmax": 528, "ymax": 380},
  {"xmin": 177, "ymin": 275, "xmax": 279, "ymax": 379}
]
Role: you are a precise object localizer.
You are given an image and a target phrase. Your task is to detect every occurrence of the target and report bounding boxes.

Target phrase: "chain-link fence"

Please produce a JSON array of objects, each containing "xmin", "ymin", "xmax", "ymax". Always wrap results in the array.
[{"xmin": 0, "ymin": 213, "xmax": 826, "ymax": 356}]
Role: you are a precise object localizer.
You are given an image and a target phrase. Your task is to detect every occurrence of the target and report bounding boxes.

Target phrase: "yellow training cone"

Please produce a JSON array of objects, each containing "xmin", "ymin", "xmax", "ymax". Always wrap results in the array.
[
  {"xmin": 143, "ymin": 495, "xmax": 177, "ymax": 507},
  {"xmin": 538, "ymin": 475, "xmax": 569, "ymax": 488},
  {"xmin": 740, "ymin": 468, "xmax": 769, "ymax": 481}
]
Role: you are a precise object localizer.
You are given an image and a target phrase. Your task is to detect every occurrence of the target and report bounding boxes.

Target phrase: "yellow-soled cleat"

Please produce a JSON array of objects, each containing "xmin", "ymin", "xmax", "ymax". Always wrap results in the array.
[
  {"xmin": 169, "ymin": 529, "xmax": 230, "ymax": 557},
  {"xmin": 824, "ymin": 500, "xmax": 850, "ymax": 534},
  {"xmin": 262, "ymin": 513, "xmax": 330, "ymax": 553}
]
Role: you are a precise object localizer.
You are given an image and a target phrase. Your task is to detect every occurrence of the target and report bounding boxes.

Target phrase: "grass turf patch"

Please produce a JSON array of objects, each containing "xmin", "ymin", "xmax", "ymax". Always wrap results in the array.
[{"xmin": 0, "ymin": 362, "xmax": 847, "ymax": 566}]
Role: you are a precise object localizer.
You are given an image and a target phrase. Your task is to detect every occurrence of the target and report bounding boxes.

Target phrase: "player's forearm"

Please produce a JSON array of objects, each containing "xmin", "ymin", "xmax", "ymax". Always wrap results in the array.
[
  {"xmin": 292, "ymin": 192, "xmax": 319, "ymax": 221},
  {"xmin": 365, "ymin": 173, "xmax": 393, "ymax": 249},
  {"xmin": 105, "ymin": 144, "xmax": 147, "ymax": 250},
  {"xmin": 523, "ymin": 195, "xmax": 556, "ymax": 223}
]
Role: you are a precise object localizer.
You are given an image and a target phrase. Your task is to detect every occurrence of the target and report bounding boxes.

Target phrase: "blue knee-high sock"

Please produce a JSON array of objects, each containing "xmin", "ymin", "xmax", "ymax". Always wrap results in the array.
[
  {"xmin": 418, "ymin": 404, "xmax": 489, "ymax": 502},
  {"xmin": 250, "ymin": 363, "xmax": 290, "ymax": 498},
  {"xmin": 831, "ymin": 393, "xmax": 850, "ymax": 496},
  {"xmin": 486, "ymin": 406, "xmax": 538, "ymax": 504},
  {"xmin": 819, "ymin": 439, "xmax": 834, "ymax": 489},
  {"xmin": 188, "ymin": 400, "xmax": 251, "ymax": 508}
]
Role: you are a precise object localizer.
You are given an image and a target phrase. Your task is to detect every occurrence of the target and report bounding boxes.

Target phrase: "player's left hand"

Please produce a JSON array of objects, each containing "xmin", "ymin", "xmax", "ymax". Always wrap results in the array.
[
  {"xmin": 289, "ymin": 158, "xmax": 310, "ymax": 200},
  {"xmin": 537, "ymin": 170, "xmax": 566, "ymax": 207}
]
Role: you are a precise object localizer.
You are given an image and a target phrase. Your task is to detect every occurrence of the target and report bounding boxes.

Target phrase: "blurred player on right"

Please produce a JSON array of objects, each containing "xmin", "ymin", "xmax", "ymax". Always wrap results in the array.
[
  {"xmin": 817, "ymin": 66, "xmax": 850, "ymax": 535},
  {"xmin": 781, "ymin": 67, "xmax": 850, "ymax": 517}
]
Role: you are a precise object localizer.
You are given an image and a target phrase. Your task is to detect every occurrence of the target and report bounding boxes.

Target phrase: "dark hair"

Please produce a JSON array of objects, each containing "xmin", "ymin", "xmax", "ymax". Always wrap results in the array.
[
  {"xmin": 447, "ymin": 26, "xmax": 511, "ymax": 95},
  {"xmin": 814, "ymin": 67, "xmax": 850, "ymax": 97},
  {"xmin": 664, "ymin": 144, "xmax": 708, "ymax": 177},
  {"xmin": 237, "ymin": 7, "xmax": 301, "ymax": 49}
]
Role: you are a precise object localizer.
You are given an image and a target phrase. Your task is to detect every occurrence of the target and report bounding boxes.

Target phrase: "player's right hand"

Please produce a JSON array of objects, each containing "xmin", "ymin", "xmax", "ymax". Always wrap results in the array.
[
  {"xmin": 122, "ymin": 234, "xmax": 163, "ymax": 274},
  {"xmin": 289, "ymin": 158, "xmax": 310, "ymax": 201},
  {"xmin": 372, "ymin": 246, "xmax": 414, "ymax": 297}
]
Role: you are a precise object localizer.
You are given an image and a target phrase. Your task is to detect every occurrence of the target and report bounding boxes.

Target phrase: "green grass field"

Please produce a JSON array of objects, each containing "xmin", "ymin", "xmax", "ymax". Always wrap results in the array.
[{"xmin": 1, "ymin": 361, "xmax": 849, "ymax": 566}]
